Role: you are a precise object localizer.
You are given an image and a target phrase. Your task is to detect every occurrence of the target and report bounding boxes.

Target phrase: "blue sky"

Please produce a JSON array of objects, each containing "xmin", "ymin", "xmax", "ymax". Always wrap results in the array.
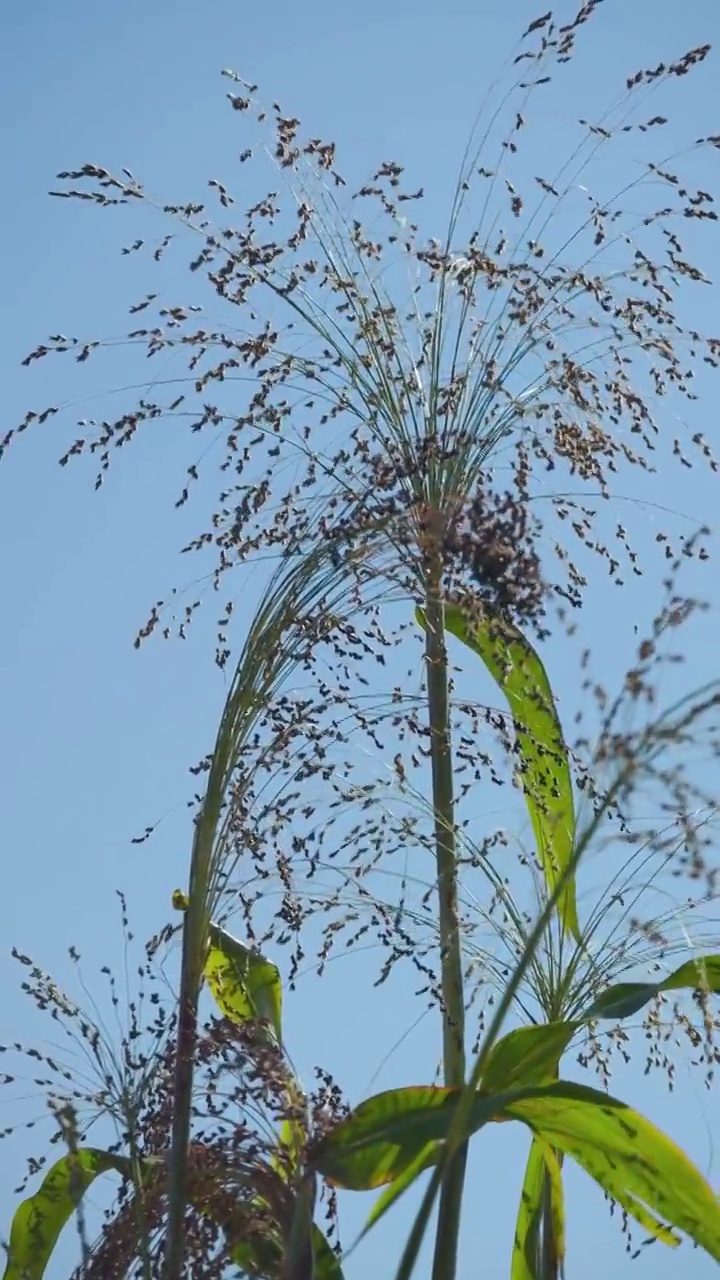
[{"xmin": 1, "ymin": 0, "xmax": 720, "ymax": 1276}]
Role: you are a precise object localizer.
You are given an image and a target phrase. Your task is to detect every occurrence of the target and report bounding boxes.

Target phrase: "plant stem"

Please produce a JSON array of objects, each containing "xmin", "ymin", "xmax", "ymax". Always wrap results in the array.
[
  {"xmin": 163, "ymin": 923, "xmax": 203, "ymax": 1280},
  {"xmin": 424, "ymin": 576, "xmax": 467, "ymax": 1280},
  {"xmin": 541, "ymin": 1148, "xmax": 565, "ymax": 1280},
  {"xmin": 393, "ymin": 758, "xmax": 639, "ymax": 1280},
  {"xmin": 541, "ymin": 1169, "xmax": 557, "ymax": 1280}
]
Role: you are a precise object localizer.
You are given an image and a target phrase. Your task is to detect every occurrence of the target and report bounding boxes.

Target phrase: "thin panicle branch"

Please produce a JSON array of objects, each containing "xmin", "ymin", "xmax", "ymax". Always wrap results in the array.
[{"xmin": 164, "ymin": 537, "xmax": 381, "ymax": 1278}]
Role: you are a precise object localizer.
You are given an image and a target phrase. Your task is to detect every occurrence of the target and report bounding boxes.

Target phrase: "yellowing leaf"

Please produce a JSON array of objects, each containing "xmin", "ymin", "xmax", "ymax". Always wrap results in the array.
[
  {"xmin": 205, "ymin": 925, "xmax": 282, "ymax": 1042},
  {"xmin": 503, "ymin": 1082, "xmax": 720, "ymax": 1260},
  {"xmin": 480, "ymin": 1023, "xmax": 576, "ymax": 1092},
  {"xmin": 511, "ymin": 1139, "xmax": 546, "ymax": 1280},
  {"xmin": 313, "ymin": 1080, "xmax": 720, "ymax": 1264},
  {"xmin": 535, "ymin": 1138, "xmax": 566, "ymax": 1276},
  {"xmin": 312, "ymin": 1086, "xmax": 506, "ymax": 1190},
  {"xmin": 416, "ymin": 604, "xmax": 579, "ymax": 939},
  {"xmin": 2, "ymin": 1150, "xmax": 130, "ymax": 1280},
  {"xmin": 362, "ymin": 1143, "xmax": 439, "ymax": 1239}
]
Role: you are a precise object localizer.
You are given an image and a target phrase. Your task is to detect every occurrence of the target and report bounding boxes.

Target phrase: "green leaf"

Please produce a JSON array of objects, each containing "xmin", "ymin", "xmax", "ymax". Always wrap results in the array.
[
  {"xmin": 416, "ymin": 603, "xmax": 579, "ymax": 940},
  {"xmin": 315, "ymin": 1080, "xmax": 720, "ymax": 1265},
  {"xmin": 271, "ymin": 1117, "xmax": 306, "ymax": 1181},
  {"xmin": 503, "ymin": 1081, "xmax": 720, "ymax": 1261},
  {"xmin": 582, "ymin": 982, "xmax": 660, "ymax": 1021},
  {"xmin": 499, "ymin": 1028, "xmax": 571, "ymax": 1280},
  {"xmin": 357, "ymin": 1024, "xmax": 576, "ymax": 1247},
  {"xmin": 361, "ymin": 1143, "xmax": 439, "ymax": 1239},
  {"xmin": 660, "ymin": 954, "xmax": 720, "ymax": 992},
  {"xmin": 480, "ymin": 1023, "xmax": 576, "ymax": 1092},
  {"xmin": 536, "ymin": 1138, "xmax": 566, "ymax": 1278},
  {"xmin": 311, "ymin": 1229, "xmax": 346, "ymax": 1280},
  {"xmin": 311, "ymin": 1085, "xmax": 509, "ymax": 1190},
  {"xmin": 2, "ymin": 1149, "xmax": 130, "ymax": 1280},
  {"xmin": 206, "ymin": 925, "xmax": 282, "ymax": 1041},
  {"xmin": 582, "ymin": 953, "xmax": 720, "ymax": 1022},
  {"xmin": 511, "ymin": 1139, "xmax": 546, "ymax": 1280},
  {"xmin": 230, "ymin": 1223, "xmax": 344, "ymax": 1280}
]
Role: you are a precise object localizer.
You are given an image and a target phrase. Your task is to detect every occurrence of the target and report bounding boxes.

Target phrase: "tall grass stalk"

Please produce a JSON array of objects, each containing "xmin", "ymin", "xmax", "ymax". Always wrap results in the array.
[{"xmin": 163, "ymin": 539, "xmax": 381, "ymax": 1279}]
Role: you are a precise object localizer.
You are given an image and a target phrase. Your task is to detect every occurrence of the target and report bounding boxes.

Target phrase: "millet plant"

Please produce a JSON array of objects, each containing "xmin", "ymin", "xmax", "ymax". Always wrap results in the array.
[{"xmin": 3, "ymin": 5, "xmax": 720, "ymax": 1279}]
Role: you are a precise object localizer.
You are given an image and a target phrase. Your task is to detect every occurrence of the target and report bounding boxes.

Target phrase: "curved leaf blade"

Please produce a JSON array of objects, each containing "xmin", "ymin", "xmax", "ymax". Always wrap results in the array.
[
  {"xmin": 311, "ymin": 1229, "xmax": 346, "ymax": 1280},
  {"xmin": 361, "ymin": 1142, "xmax": 439, "ymax": 1239},
  {"xmin": 536, "ymin": 1138, "xmax": 566, "ymax": 1279},
  {"xmin": 511, "ymin": 1138, "xmax": 546, "ymax": 1280},
  {"xmin": 416, "ymin": 604, "xmax": 579, "ymax": 939},
  {"xmin": 581, "ymin": 953, "xmax": 720, "ymax": 1022},
  {"xmin": 2, "ymin": 1149, "xmax": 129, "ymax": 1280},
  {"xmin": 582, "ymin": 982, "xmax": 659, "ymax": 1021},
  {"xmin": 357, "ymin": 1023, "xmax": 579, "ymax": 1252},
  {"xmin": 660, "ymin": 954, "xmax": 720, "ymax": 993},
  {"xmin": 480, "ymin": 1023, "xmax": 577, "ymax": 1092},
  {"xmin": 315, "ymin": 1078, "xmax": 720, "ymax": 1265},
  {"xmin": 503, "ymin": 1081, "xmax": 720, "ymax": 1262},
  {"xmin": 311, "ymin": 1086, "xmax": 507, "ymax": 1190},
  {"xmin": 206, "ymin": 925, "xmax": 282, "ymax": 1042},
  {"xmin": 230, "ymin": 1222, "xmax": 344, "ymax": 1280}
]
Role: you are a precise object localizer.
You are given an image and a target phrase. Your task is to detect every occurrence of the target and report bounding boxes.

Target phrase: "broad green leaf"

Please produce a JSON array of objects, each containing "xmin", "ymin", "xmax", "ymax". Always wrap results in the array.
[
  {"xmin": 311, "ymin": 1085, "xmax": 510, "ymax": 1190},
  {"xmin": 582, "ymin": 953, "xmax": 720, "ymax": 1022},
  {"xmin": 206, "ymin": 925, "xmax": 282, "ymax": 1041},
  {"xmin": 416, "ymin": 604, "xmax": 579, "ymax": 940},
  {"xmin": 309, "ymin": 1230, "xmax": 346, "ymax": 1280},
  {"xmin": 480, "ymin": 1023, "xmax": 576, "ymax": 1092},
  {"xmin": 582, "ymin": 982, "xmax": 660, "ymax": 1021},
  {"xmin": 511, "ymin": 1139, "xmax": 546, "ymax": 1280},
  {"xmin": 661, "ymin": 954, "xmax": 720, "ymax": 993},
  {"xmin": 483, "ymin": 1031, "xmax": 569, "ymax": 1280},
  {"xmin": 2, "ymin": 1149, "xmax": 130, "ymax": 1280},
  {"xmin": 536, "ymin": 1138, "xmax": 566, "ymax": 1278},
  {"xmin": 230, "ymin": 1223, "xmax": 345, "ymax": 1280},
  {"xmin": 230, "ymin": 1235, "xmax": 283, "ymax": 1278},
  {"xmin": 358, "ymin": 1022, "xmax": 576, "ymax": 1247},
  {"xmin": 495, "ymin": 1030, "xmax": 572, "ymax": 1280},
  {"xmin": 503, "ymin": 1081, "xmax": 720, "ymax": 1261},
  {"xmin": 362, "ymin": 1143, "xmax": 439, "ymax": 1239},
  {"xmin": 314, "ymin": 1080, "xmax": 720, "ymax": 1264}
]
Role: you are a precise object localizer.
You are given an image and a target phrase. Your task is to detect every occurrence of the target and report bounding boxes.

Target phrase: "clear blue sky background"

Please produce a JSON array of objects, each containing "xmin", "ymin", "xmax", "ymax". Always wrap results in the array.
[{"xmin": 1, "ymin": 0, "xmax": 720, "ymax": 1276}]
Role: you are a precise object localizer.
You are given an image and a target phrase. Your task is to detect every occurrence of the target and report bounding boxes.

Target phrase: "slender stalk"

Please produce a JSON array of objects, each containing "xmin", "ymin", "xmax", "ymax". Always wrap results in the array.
[
  {"xmin": 424, "ymin": 570, "xmax": 467, "ymax": 1280},
  {"xmin": 393, "ymin": 752, "xmax": 640, "ymax": 1280},
  {"xmin": 163, "ymin": 912, "xmax": 206, "ymax": 1280},
  {"xmin": 540, "ymin": 1169, "xmax": 557, "ymax": 1280},
  {"xmin": 540, "ymin": 1036, "xmax": 563, "ymax": 1280},
  {"xmin": 161, "ymin": 546, "xmax": 364, "ymax": 1280}
]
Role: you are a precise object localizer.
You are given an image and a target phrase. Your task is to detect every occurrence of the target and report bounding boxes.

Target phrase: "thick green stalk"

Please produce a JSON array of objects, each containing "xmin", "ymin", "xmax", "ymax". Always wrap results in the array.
[
  {"xmin": 424, "ymin": 579, "xmax": 467, "ymax": 1280},
  {"xmin": 540, "ymin": 1147, "xmax": 565, "ymax": 1280},
  {"xmin": 163, "ymin": 918, "xmax": 205, "ymax": 1280},
  {"xmin": 541, "ymin": 1170, "xmax": 557, "ymax": 1280}
]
